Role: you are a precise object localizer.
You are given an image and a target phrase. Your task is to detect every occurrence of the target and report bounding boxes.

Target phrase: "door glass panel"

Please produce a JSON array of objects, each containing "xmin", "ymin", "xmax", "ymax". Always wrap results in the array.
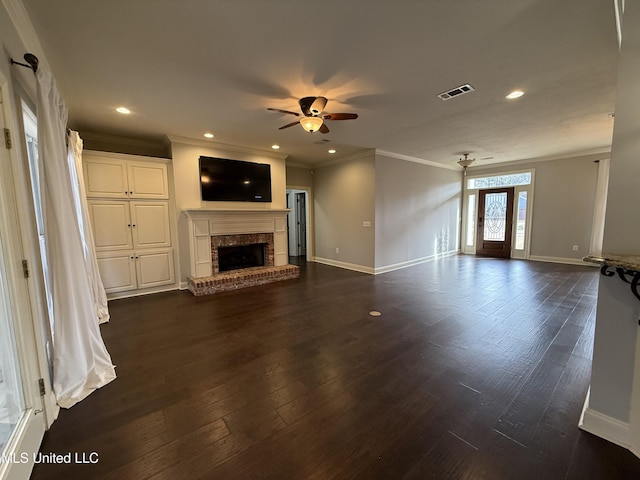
[
  {"xmin": 515, "ymin": 191, "xmax": 527, "ymax": 250},
  {"xmin": 0, "ymin": 233, "xmax": 26, "ymax": 454},
  {"xmin": 466, "ymin": 194, "xmax": 476, "ymax": 247},
  {"xmin": 468, "ymin": 172, "xmax": 532, "ymax": 189},
  {"xmin": 483, "ymin": 192, "xmax": 508, "ymax": 241},
  {"xmin": 22, "ymin": 101, "xmax": 55, "ymax": 389}
]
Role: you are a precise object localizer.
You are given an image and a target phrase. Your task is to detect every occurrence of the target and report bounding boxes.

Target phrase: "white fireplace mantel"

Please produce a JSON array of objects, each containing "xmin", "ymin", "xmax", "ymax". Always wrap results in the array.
[{"xmin": 183, "ymin": 208, "xmax": 290, "ymax": 278}]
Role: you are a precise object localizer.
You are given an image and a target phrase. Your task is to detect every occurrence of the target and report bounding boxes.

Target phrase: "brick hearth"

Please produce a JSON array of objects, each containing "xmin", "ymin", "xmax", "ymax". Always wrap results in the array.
[{"xmin": 187, "ymin": 265, "xmax": 300, "ymax": 295}]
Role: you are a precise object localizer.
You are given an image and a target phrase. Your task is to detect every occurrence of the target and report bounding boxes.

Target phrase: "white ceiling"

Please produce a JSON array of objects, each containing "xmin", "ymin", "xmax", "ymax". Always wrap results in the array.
[{"xmin": 22, "ymin": 0, "xmax": 619, "ymax": 167}]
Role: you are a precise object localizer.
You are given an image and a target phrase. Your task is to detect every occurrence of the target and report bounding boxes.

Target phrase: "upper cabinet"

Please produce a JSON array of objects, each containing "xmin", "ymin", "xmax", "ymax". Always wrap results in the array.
[{"xmin": 84, "ymin": 156, "xmax": 169, "ymax": 199}]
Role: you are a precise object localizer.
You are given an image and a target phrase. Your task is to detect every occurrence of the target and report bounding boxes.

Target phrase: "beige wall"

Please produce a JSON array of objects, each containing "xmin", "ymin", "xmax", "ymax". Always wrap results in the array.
[
  {"xmin": 286, "ymin": 165, "xmax": 314, "ymax": 189},
  {"xmin": 375, "ymin": 154, "xmax": 461, "ymax": 270},
  {"xmin": 313, "ymin": 151, "xmax": 376, "ymax": 270},
  {"xmin": 170, "ymin": 138, "xmax": 287, "ymax": 283},
  {"xmin": 470, "ymin": 153, "xmax": 605, "ymax": 261}
]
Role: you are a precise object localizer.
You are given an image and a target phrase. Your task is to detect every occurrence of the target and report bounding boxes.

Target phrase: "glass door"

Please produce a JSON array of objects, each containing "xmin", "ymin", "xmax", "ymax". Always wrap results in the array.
[
  {"xmin": 476, "ymin": 187, "xmax": 514, "ymax": 258},
  {"xmin": 0, "ymin": 231, "xmax": 27, "ymax": 454},
  {"xmin": 0, "ymin": 81, "xmax": 46, "ymax": 480}
]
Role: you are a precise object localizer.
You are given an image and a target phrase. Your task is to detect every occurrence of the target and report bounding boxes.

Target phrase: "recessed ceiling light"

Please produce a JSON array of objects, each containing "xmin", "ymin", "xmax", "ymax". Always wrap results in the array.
[
  {"xmin": 328, "ymin": 149, "xmax": 336, "ymax": 154},
  {"xmin": 116, "ymin": 106, "xmax": 131, "ymax": 114},
  {"xmin": 271, "ymin": 144, "xmax": 280, "ymax": 150},
  {"xmin": 203, "ymin": 133, "xmax": 214, "ymax": 138},
  {"xmin": 506, "ymin": 90, "xmax": 525, "ymax": 99}
]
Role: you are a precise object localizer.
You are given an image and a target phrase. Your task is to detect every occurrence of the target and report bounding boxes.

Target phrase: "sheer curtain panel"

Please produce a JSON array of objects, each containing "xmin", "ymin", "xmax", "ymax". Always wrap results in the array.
[
  {"xmin": 68, "ymin": 131, "xmax": 110, "ymax": 324},
  {"xmin": 36, "ymin": 69, "xmax": 116, "ymax": 408}
]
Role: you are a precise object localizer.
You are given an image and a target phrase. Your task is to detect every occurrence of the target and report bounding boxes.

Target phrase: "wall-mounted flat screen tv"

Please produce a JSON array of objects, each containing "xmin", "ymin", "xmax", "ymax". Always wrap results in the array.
[{"xmin": 199, "ymin": 156, "xmax": 272, "ymax": 202}]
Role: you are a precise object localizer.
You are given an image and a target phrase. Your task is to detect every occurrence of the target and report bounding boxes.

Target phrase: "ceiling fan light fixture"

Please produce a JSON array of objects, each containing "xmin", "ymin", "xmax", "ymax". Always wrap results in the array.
[
  {"xmin": 300, "ymin": 116, "xmax": 324, "ymax": 133},
  {"xmin": 309, "ymin": 96, "xmax": 328, "ymax": 115},
  {"xmin": 457, "ymin": 153, "xmax": 475, "ymax": 175}
]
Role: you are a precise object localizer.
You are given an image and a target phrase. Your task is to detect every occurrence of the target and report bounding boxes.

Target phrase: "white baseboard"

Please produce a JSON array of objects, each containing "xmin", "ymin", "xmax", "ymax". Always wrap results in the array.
[
  {"xmin": 530, "ymin": 255, "xmax": 595, "ymax": 266},
  {"xmin": 106, "ymin": 284, "xmax": 179, "ymax": 300},
  {"xmin": 374, "ymin": 250, "xmax": 460, "ymax": 274},
  {"xmin": 579, "ymin": 388, "xmax": 637, "ymax": 456},
  {"xmin": 312, "ymin": 250, "xmax": 460, "ymax": 276},
  {"xmin": 311, "ymin": 257, "xmax": 375, "ymax": 275}
]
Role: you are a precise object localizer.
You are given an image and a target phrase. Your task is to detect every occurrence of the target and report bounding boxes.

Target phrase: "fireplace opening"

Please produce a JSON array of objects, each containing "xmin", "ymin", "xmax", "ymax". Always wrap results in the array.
[{"xmin": 218, "ymin": 243, "xmax": 266, "ymax": 272}]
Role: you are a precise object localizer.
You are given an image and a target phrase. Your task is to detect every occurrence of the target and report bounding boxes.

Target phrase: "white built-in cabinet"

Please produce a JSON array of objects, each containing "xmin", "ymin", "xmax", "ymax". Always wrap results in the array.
[{"xmin": 84, "ymin": 152, "xmax": 175, "ymax": 295}]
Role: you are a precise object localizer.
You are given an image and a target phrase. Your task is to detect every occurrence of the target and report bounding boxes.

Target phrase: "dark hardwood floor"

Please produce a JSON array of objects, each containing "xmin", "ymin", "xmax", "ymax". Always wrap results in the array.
[{"xmin": 31, "ymin": 256, "xmax": 640, "ymax": 479}]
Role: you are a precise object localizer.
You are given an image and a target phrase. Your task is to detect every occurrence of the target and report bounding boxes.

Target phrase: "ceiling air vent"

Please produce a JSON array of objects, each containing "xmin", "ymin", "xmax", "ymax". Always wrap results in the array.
[{"xmin": 438, "ymin": 84, "xmax": 475, "ymax": 101}]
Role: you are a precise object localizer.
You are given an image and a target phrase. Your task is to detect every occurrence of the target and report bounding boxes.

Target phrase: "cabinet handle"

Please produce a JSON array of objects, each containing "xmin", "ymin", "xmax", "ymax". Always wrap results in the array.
[
  {"xmin": 132, "ymin": 224, "xmax": 136, "ymax": 227},
  {"xmin": 130, "ymin": 256, "xmax": 134, "ymax": 259},
  {"xmin": 127, "ymin": 224, "xmax": 131, "ymax": 227}
]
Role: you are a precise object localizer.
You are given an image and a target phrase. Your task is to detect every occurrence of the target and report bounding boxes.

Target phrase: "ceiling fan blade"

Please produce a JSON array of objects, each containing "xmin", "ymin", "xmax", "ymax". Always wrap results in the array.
[
  {"xmin": 279, "ymin": 121, "xmax": 300, "ymax": 130},
  {"xmin": 268, "ymin": 108, "xmax": 301, "ymax": 117},
  {"xmin": 319, "ymin": 123, "xmax": 330, "ymax": 134},
  {"xmin": 322, "ymin": 113, "xmax": 358, "ymax": 121}
]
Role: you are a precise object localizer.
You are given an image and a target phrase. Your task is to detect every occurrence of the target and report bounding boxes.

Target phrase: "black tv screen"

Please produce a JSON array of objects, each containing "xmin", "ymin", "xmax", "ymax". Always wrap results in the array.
[{"xmin": 199, "ymin": 156, "xmax": 272, "ymax": 203}]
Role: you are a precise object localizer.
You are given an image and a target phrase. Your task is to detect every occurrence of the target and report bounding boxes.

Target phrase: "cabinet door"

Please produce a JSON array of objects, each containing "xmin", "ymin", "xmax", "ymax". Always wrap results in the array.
[
  {"xmin": 84, "ymin": 158, "xmax": 129, "ymax": 198},
  {"xmin": 135, "ymin": 249, "xmax": 175, "ymax": 289},
  {"xmin": 89, "ymin": 200, "xmax": 133, "ymax": 251},
  {"xmin": 97, "ymin": 251, "xmax": 137, "ymax": 293},
  {"xmin": 130, "ymin": 201, "xmax": 171, "ymax": 249},
  {"xmin": 127, "ymin": 162, "xmax": 168, "ymax": 199}
]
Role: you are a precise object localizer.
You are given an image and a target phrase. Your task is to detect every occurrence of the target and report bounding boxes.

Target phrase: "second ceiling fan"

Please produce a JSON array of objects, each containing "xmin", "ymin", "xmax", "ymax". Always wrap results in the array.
[{"xmin": 268, "ymin": 96, "xmax": 358, "ymax": 133}]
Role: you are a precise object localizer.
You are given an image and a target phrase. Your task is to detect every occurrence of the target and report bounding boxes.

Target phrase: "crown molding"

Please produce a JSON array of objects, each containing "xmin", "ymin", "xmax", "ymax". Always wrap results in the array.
[
  {"xmin": 469, "ymin": 147, "xmax": 611, "ymax": 171},
  {"xmin": 167, "ymin": 135, "xmax": 288, "ymax": 160},
  {"xmin": 375, "ymin": 150, "xmax": 460, "ymax": 171}
]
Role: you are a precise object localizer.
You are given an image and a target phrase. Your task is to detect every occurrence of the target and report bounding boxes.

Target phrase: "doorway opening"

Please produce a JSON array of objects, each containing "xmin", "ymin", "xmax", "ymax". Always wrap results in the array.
[
  {"xmin": 462, "ymin": 170, "xmax": 534, "ymax": 259},
  {"xmin": 286, "ymin": 189, "xmax": 309, "ymax": 260}
]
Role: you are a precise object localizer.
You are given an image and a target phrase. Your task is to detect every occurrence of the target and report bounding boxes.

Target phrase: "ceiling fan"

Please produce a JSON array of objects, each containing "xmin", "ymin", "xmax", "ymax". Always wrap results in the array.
[{"xmin": 267, "ymin": 96, "xmax": 358, "ymax": 134}]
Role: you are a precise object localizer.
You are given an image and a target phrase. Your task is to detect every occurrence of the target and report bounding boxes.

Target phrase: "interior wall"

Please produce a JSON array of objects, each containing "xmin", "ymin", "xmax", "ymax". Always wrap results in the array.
[
  {"xmin": 169, "ymin": 138, "xmax": 287, "ymax": 284},
  {"xmin": 469, "ymin": 152, "xmax": 605, "ymax": 261},
  {"xmin": 285, "ymin": 165, "xmax": 313, "ymax": 189},
  {"xmin": 374, "ymin": 154, "xmax": 461, "ymax": 271},
  {"xmin": 585, "ymin": 0, "xmax": 640, "ymax": 451},
  {"xmin": 313, "ymin": 151, "xmax": 376, "ymax": 271},
  {"xmin": 79, "ymin": 131, "xmax": 170, "ymax": 158}
]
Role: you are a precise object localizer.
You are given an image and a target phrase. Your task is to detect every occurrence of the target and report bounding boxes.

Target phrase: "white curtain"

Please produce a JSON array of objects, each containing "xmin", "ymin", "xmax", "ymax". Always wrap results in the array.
[
  {"xmin": 36, "ymin": 69, "xmax": 116, "ymax": 408},
  {"xmin": 68, "ymin": 132, "xmax": 110, "ymax": 324}
]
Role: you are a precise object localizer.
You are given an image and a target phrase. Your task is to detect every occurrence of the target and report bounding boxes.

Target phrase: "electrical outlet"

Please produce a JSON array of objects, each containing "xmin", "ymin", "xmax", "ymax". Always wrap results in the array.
[
  {"xmin": 362, "ymin": 220, "xmax": 371, "ymax": 227},
  {"xmin": 336, "ymin": 247, "xmax": 339, "ymax": 254},
  {"xmin": 572, "ymin": 245, "xmax": 579, "ymax": 251}
]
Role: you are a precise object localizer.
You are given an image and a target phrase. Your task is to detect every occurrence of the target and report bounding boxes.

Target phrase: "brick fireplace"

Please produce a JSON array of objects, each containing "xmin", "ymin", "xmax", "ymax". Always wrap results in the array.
[
  {"xmin": 184, "ymin": 209, "xmax": 300, "ymax": 295},
  {"xmin": 211, "ymin": 233, "xmax": 274, "ymax": 274}
]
